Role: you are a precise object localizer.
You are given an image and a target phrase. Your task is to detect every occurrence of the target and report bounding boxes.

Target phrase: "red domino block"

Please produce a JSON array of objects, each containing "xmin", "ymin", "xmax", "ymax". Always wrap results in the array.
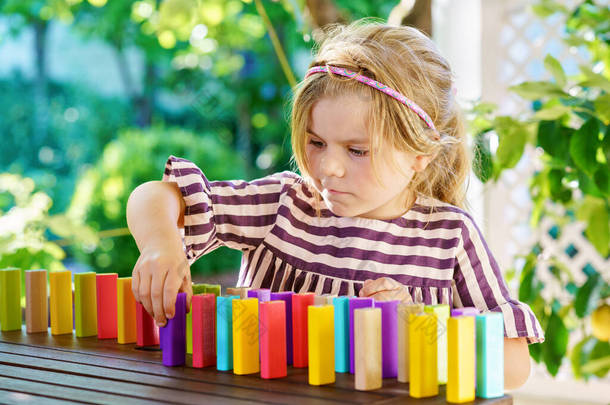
[
  {"xmin": 260, "ymin": 300, "xmax": 287, "ymax": 379},
  {"xmin": 96, "ymin": 273, "xmax": 118, "ymax": 339},
  {"xmin": 192, "ymin": 293, "xmax": 216, "ymax": 368},
  {"xmin": 136, "ymin": 302, "xmax": 159, "ymax": 347},
  {"xmin": 292, "ymin": 292, "xmax": 315, "ymax": 368}
]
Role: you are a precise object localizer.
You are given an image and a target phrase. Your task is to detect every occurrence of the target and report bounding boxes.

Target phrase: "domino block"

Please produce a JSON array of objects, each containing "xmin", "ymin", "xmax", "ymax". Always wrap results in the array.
[
  {"xmin": 205, "ymin": 284, "xmax": 221, "ymax": 297},
  {"xmin": 117, "ymin": 277, "xmax": 137, "ymax": 344},
  {"xmin": 232, "ymin": 298, "xmax": 259, "ymax": 375},
  {"xmin": 270, "ymin": 291, "xmax": 294, "ymax": 365},
  {"xmin": 409, "ymin": 313, "xmax": 439, "ymax": 398},
  {"xmin": 354, "ymin": 307, "xmax": 382, "ymax": 391},
  {"xmin": 397, "ymin": 302, "xmax": 424, "ymax": 382},
  {"xmin": 424, "ymin": 304, "xmax": 450, "ymax": 384},
  {"xmin": 226, "ymin": 287, "xmax": 249, "ymax": 299},
  {"xmin": 216, "ymin": 295, "xmax": 239, "ymax": 371},
  {"xmin": 25, "ymin": 269, "xmax": 48, "ymax": 333},
  {"xmin": 349, "ymin": 297, "xmax": 374, "ymax": 373},
  {"xmin": 136, "ymin": 302, "xmax": 159, "ymax": 346},
  {"xmin": 451, "ymin": 307, "xmax": 480, "ymax": 317},
  {"xmin": 1, "ymin": 267, "xmax": 22, "ymax": 332},
  {"xmin": 160, "ymin": 292, "xmax": 187, "ymax": 366},
  {"xmin": 96, "ymin": 273, "xmax": 118, "ymax": 339},
  {"xmin": 187, "ymin": 309, "xmax": 193, "ymax": 354},
  {"xmin": 193, "ymin": 293, "xmax": 216, "ymax": 368},
  {"xmin": 74, "ymin": 272, "xmax": 97, "ymax": 337},
  {"xmin": 308, "ymin": 305, "xmax": 335, "ymax": 385},
  {"xmin": 192, "ymin": 283, "xmax": 207, "ymax": 295},
  {"xmin": 374, "ymin": 300, "xmax": 399, "ymax": 378},
  {"xmin": 476, "ymin": 312, "xmax": 504, "ymax": 398},
  {"xmin": 292, "ymin": 292, "xmax": 315, "ymax": 368},
  {"xmin": 333, "ymin": 296, "xmax": 350, "ymax": 373},
  {"xmin": 260, "ymin": 300, "xmax": 287, "ymax": 379},
  {"xmin": 247, "ymin": 288, "xmax": 270, "ymax": 302},
  {"xmin": 50, "ymin": 270, "xmax": 73, "ymax": 335},
  {"xmin": 447, "ymin": 316, "xmax": 476, "ymax": 403}
]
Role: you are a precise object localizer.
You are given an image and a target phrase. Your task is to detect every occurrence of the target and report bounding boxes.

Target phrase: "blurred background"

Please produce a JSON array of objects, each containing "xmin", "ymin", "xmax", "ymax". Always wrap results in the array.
[{"xmin": 0, "ymin": 0, "xmax": 609, "ymax": 403}]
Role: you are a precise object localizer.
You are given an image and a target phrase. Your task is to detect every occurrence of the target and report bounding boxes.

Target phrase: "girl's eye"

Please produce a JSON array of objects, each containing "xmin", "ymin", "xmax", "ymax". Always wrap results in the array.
[
  {"xmin": 349, "ymin": 148, "xmax": 368, "ymax": 157},
  {"xmin": 309, "ymin": 140, "xmax": 324, "ymax": 148}
]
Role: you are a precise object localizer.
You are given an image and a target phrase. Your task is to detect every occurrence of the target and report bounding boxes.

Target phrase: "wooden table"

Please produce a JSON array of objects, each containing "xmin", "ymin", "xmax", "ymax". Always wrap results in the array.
[{"xmin": 0, "ymin": 330, "xmax": 512, "ymax": 404}]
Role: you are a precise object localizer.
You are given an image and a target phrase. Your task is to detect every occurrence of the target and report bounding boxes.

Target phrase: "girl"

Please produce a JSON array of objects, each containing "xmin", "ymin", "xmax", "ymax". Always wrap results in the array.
[{"xmin": 127, "ymin": 20, "xmax": 543, "ymax": 390}]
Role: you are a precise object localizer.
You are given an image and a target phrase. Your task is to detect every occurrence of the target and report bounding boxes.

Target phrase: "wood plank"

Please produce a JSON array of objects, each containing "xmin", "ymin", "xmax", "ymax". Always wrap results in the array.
[{"xmin": 0, "ymin": 388, "xmax": 81, "ymax": 405}]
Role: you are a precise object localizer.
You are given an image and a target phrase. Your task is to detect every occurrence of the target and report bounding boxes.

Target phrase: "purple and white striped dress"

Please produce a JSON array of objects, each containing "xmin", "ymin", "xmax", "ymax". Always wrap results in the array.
[{"xmin": 164, "ymin": 155, "xmax": 544, "ymax": 344}]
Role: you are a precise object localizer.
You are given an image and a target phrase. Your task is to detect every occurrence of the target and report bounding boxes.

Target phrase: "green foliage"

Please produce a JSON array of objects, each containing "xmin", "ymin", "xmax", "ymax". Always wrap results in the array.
[
  {"xmin": 469, "ymin": 0, "xmax": 610, "ymax": 379},
  {"xmin": 68, "ymin": 126, "xmax": 247, "ymax": 277}
]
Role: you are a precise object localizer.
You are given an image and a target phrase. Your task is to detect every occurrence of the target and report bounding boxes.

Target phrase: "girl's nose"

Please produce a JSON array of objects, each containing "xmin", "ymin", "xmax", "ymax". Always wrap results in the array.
[{"xmin": 320, "ymin": 153, "xmax": 345, "ymax": 178}]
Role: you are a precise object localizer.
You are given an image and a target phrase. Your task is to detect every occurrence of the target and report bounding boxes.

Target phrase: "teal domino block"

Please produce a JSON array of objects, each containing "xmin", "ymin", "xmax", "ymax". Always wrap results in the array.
[
  {"xmin": 216, "ymin": 295, "xmax": 239, "ymax": 371},
  {"xmin": 476, "ymin": 312, "xmax": 504, "ymax": 398},
  {"xmin": 333, "ymin": 296, "xmax": 350, "ymax": 373}
]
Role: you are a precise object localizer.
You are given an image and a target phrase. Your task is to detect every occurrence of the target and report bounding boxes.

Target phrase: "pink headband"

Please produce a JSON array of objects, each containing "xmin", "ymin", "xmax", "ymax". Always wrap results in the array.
[{"xmin": 305, "ymin": 65, "xmax": 437, "ymax": 133}]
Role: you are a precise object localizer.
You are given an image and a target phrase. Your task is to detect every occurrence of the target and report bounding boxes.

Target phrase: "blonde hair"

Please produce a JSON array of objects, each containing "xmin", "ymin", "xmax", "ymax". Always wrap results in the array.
[{"xmin": 290, "ymin": 19, "xmax": 470, "ymax": 210}]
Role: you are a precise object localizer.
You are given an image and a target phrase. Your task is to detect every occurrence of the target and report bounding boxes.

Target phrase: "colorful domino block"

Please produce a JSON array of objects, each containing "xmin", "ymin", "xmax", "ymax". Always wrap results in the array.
[
  {"xmin": 1, "ymin": 267, "xmax": 22, "ymax": 332},
  {"xmin": 349, "ymin": 297, "xmax": 374, "ymax": 373},
  {"xmin": 409, "ymin": 313, "xmax": 439, "ymax": 398},
  {"xmin": 217, "ymin": 295, "xmax": 239, "ymax": 371},
  {"xmin": 187, "ymin": 283, "xmax": 205, "ymax": 354},
  {"xmin": 192, "ymin": 283, "xmax": 207, "ymax": 295},
  {"xmin": 451, "ymin": 307, "xmax": 480, "ymax": 317},
  {"xmin": 50, "ymin": 270, "xmax": 73, "ymax": 335},
  {"xmin": 226, "ymin": 287, "xmax": 249, "ymax": 299},
  {"xmin": 476, "ymin": 312, "xmax": 504, "ymax": 398},
  {"xmin": 25, "ymin": 269, "xmax": 48, "ymax": 333},
  {"xmin": 270, "ymin": 291, "xmax": 294, "ymax": 365},
  {"xmin": 136, "ymin": 302, "xmax": 159, "ymax": 346},
  {"xmin": 193, "ymin": 293, "xmax": 216, "ymax": 368},
  {"xmin": 397, "ymin": 302, "xmax": 424, "ymax": 382},
  {"xmin": 375, "ymin": 300, "xmax": 399, "ymax": 378},
  {"xmin": 308, "ymin": 305, "xmax": 335, "ymax": 385},
  {"xmin": 447, "ymin": 316, "xmax": 476, "ymax": 403},
  {"xmin": 232, "ymin": 298, "xmax": 259, "ymax": 375},
  {"xmin": 314, "ymin": 295, "xmax": 333, "ymax": 306},
  {"xmin": 160, "ymin": 292, "xmax": 187, "ymax": 366},
  {"xmin": 96, "ymin": 273, "xmax": 118, "ymax": 339},
  {"xmin": 205, "ymin": 284, "xmax": 221, "ymax": 297},
  {"xmin": 74, "ymin": 272, "xmax": 97, "ymax": 337},
  {"xmin": 424, "ymin": 304, "xmax": 450, "ymax": 384},
  {"xmin": 117, "ymin": 277, "xmax": 137, "ymax": 344},
  {"xmin": 292, "ymin": 292, "xmax": 315, "ymax": 368},
  {"xmin": 247, "ymin": 288, "xmax": 270, "ymax": 302},
  {"xmin": 354, "ymin": 307, "xmax": 382, "ymax": 391},
  {"xmin": 333, "ymin": 296, "xmax": 350, "ymax": 373},
  {"xmin": 260, "ymin": 300, "xmax": 287, "ymax": 379}
]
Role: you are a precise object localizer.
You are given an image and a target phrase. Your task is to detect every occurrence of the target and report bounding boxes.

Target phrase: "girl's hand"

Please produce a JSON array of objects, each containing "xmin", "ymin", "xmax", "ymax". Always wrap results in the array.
[
  {"xmin": 131, "ymin": 242, "xmax": 192, "ymax": 327},
  {"xmin": 359, "ymin": 277, "xmax": 413, "ymax": 303}
]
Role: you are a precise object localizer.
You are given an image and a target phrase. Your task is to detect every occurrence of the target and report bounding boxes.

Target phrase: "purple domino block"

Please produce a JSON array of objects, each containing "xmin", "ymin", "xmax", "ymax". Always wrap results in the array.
[
  {"xmin": 451, "ymin": 306, "xmax": 480, "ymax": 317},
  {"xmin": 349, "ymin": 297, "xmax": 374, "ymax": 373},
  {"xmin": 270, "ymin": 291, "xmax": 294, "ymax": 365},
  {"xmin": 374, "ymin": 300, "xmax": 399, "ymax": 378},
  {"xmin": 247, "ymin": 288, "xmax": 271, "ymax": 302},
  {"xmin": 160, "ymin": 292, "xmax": 186, "ymax": 366}
]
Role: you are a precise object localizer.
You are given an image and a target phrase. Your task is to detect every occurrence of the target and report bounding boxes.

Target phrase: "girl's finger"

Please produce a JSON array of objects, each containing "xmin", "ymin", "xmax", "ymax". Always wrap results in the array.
[
  {"xmin": 150, "ymin": 268, "xmax": 169, "ymax": 327},
  {"xmin": 131, "ymin": 255, "xmax": 143, "ymax": 302},
  {"xmin": 138, "ymin": 271, "xmax": 153, "ymax": 318}
]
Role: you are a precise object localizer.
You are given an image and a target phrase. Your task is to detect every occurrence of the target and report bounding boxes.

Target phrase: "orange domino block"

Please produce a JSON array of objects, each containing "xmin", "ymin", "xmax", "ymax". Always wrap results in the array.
[
  {"xmin": 26, "ymin": 269, "xmax": 48, "ymax": 333},
  {"xmin": 117, "ymin": 277, "xmax": 137, "ymax": 344},
  {"xmin": 74, "ymin": 272, "xmax": 97, "ymax": 337},
  {"xmin": 232, "ymin": 298, "xmax": 259, "ymax": 375},
  {"xmin": 260, "ymin": 300, "xmax": 287, "ymax": 379},
  {"xmin": 397, "ymin": 302, "xmax": 424, "ymax": 383},
  {"xmin": 308, "ymin": 305, "xmax": 335, "ymax": 385},
  {"xmin": 136, "ymin": 302, "xmax": 159, "ymax": 346},
  {"xmin": 447, "ymin": 316, "xmax": 476, "ymax": 403},
  {"xmin": 354, "ymin": 307, "xmax": 382, "ymax": 391},
  {"xmin": 409, "ymin": 313, "xmax": 439, "ymax": 398},
  {"xmin": 49, "ymin": 271, "xmax": 73, "ymax": 335}
]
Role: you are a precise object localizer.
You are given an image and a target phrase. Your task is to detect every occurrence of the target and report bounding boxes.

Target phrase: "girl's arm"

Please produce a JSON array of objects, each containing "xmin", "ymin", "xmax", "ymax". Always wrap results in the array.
[
  {"xmin": 126, "ymin": 181, "xmax": 191, "ymax": 326},
  {"xmin": 504, "ymin": 337, "xmax": 531, "ymax": 390}
]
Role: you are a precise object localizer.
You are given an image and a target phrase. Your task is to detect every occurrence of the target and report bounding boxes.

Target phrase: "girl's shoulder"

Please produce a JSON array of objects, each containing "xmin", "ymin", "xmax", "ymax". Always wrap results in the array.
[{"xmin": 409, "ymin": 194, "xmax": 478, "ymax": 228}]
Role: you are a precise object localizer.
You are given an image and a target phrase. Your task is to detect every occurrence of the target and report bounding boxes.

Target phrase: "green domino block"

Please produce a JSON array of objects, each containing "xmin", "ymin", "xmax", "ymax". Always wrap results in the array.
[
  {"xmin": 192, "ymin": 283, "xmax": 207, "ymax": 295},
  {"xmin": 75, "ymin": 272, "xmax": 98, "ymax": 337},
  {"xmin": 205, "ymin": 284, "xmax": 221, "ymax": 297},
  {"xmin": 424, "ymin": 304, "xmax": 450, "ymax": 385},
  {"xmin": 1, "ymin": 267, "xmax": 22, "ymax": 331}
]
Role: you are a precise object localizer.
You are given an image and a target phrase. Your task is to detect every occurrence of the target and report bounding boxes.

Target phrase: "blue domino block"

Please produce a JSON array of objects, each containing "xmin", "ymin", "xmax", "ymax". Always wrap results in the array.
[
  {"xmin": 216, "ymin": 295, "xmax": 239, "ymax": 371},
  {"xmin": 476, "ymin": 312, "xmax": 504, "ymax": 398}
]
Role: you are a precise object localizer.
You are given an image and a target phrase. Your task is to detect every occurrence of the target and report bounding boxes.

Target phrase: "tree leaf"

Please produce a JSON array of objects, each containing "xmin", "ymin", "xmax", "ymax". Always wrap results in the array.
[
  {"xmin": 544, "ymin": 54, "xmax": 567, "ymax": 87},
  {"xmin": 574, "ymin": 273, "xmax": 602, "ymax": 318},
  {"xmin": 579, "ymin": 65, "xmax": 610, "ymax": 93},
  {"xmin": 496, "ymin": 124, "xmax": 527, "ymax": 169},
  {"xmin": 473, "ymin": 132, "xmax": 493, "ymax": 183},
  {"xmin": 569, "ymin": 118, "xmax": 601, "ymax": 176},
  {"xmin": 534, "ymin": 104, "xmax": 572, "ymax": 120},
  {"xmin": 594, "ymin": 168, "xmax": 610, "ymax": 195},
  {"xmin": 570, "ymin": 336, "xmax": 597, "ymax": 379},
  {"xmin": 519, "ymin": 254, "xmax": 541, "ymax": 302},
  {"xmin": 593, "ymin": 94, "xmax": 610, "ymax": 125},
  {"xmin": 510, "ymin": 81, "xmax": 568, "ymax": 100},
  {"xmin": 542, "ymin": 310, "xmax": 569, "ymax": 376}
]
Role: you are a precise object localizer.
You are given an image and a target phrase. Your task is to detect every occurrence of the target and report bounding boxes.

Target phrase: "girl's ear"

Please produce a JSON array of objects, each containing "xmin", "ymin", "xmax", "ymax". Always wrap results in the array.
[{"xmin": 412, "ymin": 153, "xmax": 435, "ymax": 172}]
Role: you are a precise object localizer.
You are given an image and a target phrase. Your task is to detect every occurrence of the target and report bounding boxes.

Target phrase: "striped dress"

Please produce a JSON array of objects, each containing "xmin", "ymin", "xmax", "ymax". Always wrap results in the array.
[{"xmin": 164, "ymin": 155, "xmax": 544, "ymax": 344}]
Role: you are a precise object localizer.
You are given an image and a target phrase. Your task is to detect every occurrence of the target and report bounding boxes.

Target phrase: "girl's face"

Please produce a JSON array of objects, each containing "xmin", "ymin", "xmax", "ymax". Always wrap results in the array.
[{"xmin": 306, "ymin": 96, "xmax": 430, "ymax": 220}]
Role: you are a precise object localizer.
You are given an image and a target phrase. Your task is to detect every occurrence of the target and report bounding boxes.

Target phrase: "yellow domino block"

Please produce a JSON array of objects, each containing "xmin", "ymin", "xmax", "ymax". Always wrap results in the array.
[
  {"xmin": 409, "ymin": 313, "xmax": 438, "ymax": 398},
  {"xmin": 447, "ymin": 316, "xmax": 475, "ymax": 403},
  {"xmin": 74, "ymin": 272, "xmax": 97, "ymax": 337},
  {"xmin": 397, "ymin": 303, "xmax": 424, "ymax": 383},
  {"xmin": 117, "ymin": 277, "xmax": 137, "ymax": 344},
  {"xmin": 50, "ymin": 271, "xmax": 73, "ymax": 335},
  {"xmin": 308, "ymin": 305, "xmax": 335, "ymax": 385},
  {"xmin": 232, "ymin": 298, "xmax": 259, "ymax": 375},
  {"xmin": 424, "ymin": 304, "xmax": 449, "ymax": 384}
]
